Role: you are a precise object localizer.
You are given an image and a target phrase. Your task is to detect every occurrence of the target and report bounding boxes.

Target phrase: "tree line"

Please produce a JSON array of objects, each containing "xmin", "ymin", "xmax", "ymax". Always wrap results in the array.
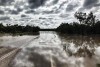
[
  {"xmin": 0, "ymin": 24, "xmax": 40, "ymax": 35},
  {"xmin": 56, "ymin": 12, "xmax": 100, "ymax": 35}
]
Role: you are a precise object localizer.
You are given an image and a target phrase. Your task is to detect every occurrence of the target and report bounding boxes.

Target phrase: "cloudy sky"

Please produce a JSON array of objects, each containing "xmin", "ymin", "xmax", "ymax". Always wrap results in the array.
[{"xmin": 0, "ymin": 0, "xmax": 100, "ymax": 28}]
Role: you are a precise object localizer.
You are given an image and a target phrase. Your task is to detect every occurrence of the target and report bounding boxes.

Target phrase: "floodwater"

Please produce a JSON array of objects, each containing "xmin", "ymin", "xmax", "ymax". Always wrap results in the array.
[{"xmin": 0, "ymin": 31, "xmax": 100, "ymax": 67}]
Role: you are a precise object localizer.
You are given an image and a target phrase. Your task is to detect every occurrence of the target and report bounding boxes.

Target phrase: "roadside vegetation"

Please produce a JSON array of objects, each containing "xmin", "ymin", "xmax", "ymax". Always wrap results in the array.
[
  {"xmin": 0, "ymin": 24, "xmax": 40, "ymax": 35},
  {"xmin": 57, "ymin": 12, "xmax": 100, "ymax": 35}
]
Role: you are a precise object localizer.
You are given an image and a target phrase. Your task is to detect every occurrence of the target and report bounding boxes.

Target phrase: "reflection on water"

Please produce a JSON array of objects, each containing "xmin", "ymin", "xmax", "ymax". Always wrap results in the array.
[{"xmin": 0, "ymin": 31, "xmax": 100, "ymax": 67}]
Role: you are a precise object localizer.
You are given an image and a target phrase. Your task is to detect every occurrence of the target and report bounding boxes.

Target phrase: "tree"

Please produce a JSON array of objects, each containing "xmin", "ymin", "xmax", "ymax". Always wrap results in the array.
[
  {"xmin": 85, "ymin": 12, "xmax": 96, "ymax": 26},
  {"xmin": 74, "ymin": 12, "xmax": 86, "ymax": 24},
  {"xmin": 74, "ymin": 12, "xmax": 96, "ymax": 26}
]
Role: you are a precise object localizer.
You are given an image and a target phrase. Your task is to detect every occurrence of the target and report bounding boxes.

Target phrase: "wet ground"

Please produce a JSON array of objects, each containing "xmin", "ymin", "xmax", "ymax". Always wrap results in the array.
[
  {"xmin": 0, "ymin": 31, "xmax": 100, "ymax": 67},
  {"xmin": 0, "ymin": 47, "xmax": 20, "ymax": 67}
]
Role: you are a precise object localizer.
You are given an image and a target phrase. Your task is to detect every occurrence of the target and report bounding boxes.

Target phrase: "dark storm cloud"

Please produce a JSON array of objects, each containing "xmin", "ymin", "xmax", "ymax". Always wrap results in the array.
[
  {"xmin": 25, "ymin": 10, "xmax": 35, "ymax": 14},
  {"xmin": 28, "ymin": 0, "xmax": 47, "ymax": 8},
  {"xmin": 21, "ymin": 14, "xmax": 27, "ymax": 17},
  {"xmin": 25, "ymin": 9, "xmax": 53, "ymax": 14},
  {"xmin": 25, "ymin": 9, "xmax": 40, "ymax": 14},
  {"xmin": 0, "ymin": 10, "xmax": 4, "ymax": 14},
  {"xmin": 0, "ymin": 16, "xmax": 10, "ymax": 20},
  {"xmin": 10, "ymin": 10, "xmax": 19, "ymax": 14},
  {"xmin": 60, "ymin": 14, "xmax": 69, "ymax": 18},
  {"xmin": 9, "ymin": 8, "xmax": 23, "ymax": 15},
  {"xmin": 42, "ymin": 10, "xmax": 54, "ymax": 14},
  {"xmin": 66, "ymin": 4, "xmax": 78, "ymax": 11},
  {"xmin": 0, "ymin": 0, "xmax": 14, "ymax": 5},
  {"xmin": 59, "ymin": 1, "xmax": 66, "ymax": 9},
  {"xmin": 83, "ymin": 0, "xmax": 100, "ymax": 9},
  {"xmin": 52, "ymin": 0, "xmax": 59, "ymax": 4}
]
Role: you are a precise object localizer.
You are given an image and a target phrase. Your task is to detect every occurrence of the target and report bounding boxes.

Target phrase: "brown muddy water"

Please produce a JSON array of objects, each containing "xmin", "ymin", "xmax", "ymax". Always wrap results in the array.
[{"xmin": 0, "ymin": 31, "xmax": 100, "ymax": 67}]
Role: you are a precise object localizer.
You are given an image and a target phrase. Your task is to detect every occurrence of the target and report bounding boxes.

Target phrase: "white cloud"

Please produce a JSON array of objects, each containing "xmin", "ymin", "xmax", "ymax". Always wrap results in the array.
[{"xmin": 0, "ymin": 0, "xmax": 100, "ymax": 28}]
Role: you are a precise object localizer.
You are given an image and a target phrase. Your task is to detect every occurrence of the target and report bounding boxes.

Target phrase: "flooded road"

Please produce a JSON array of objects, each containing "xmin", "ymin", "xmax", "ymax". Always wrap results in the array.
[{"xmin": 0, "ymin": 31, "xmax": 100, "ymax": 67}]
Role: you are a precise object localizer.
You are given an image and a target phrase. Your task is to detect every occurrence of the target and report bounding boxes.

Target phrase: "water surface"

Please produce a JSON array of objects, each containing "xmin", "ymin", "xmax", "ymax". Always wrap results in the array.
[{"xmin": 0, "ymin": 31, "xmax": 100, "ymax": 67}]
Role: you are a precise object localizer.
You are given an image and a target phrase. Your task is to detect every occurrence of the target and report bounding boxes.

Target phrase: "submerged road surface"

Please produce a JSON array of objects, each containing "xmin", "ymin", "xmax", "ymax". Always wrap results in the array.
[
  {"xmin": 0, "ymin": 31, "xmax": 100, "ymax": 67},
  {"xmin": 0, "ymin": 47, "xmax": 20, "ymax": 67}
]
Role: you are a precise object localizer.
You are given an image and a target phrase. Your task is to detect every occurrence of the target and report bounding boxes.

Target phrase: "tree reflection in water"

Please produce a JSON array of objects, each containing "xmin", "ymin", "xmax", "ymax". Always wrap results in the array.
[
  {"xmin": 0, "ymin": 32, "xmax": 100, "ymax": 67},
  {"xmin": 58, "ymin": 33, "xmax": 100, "ymax": 67}
]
